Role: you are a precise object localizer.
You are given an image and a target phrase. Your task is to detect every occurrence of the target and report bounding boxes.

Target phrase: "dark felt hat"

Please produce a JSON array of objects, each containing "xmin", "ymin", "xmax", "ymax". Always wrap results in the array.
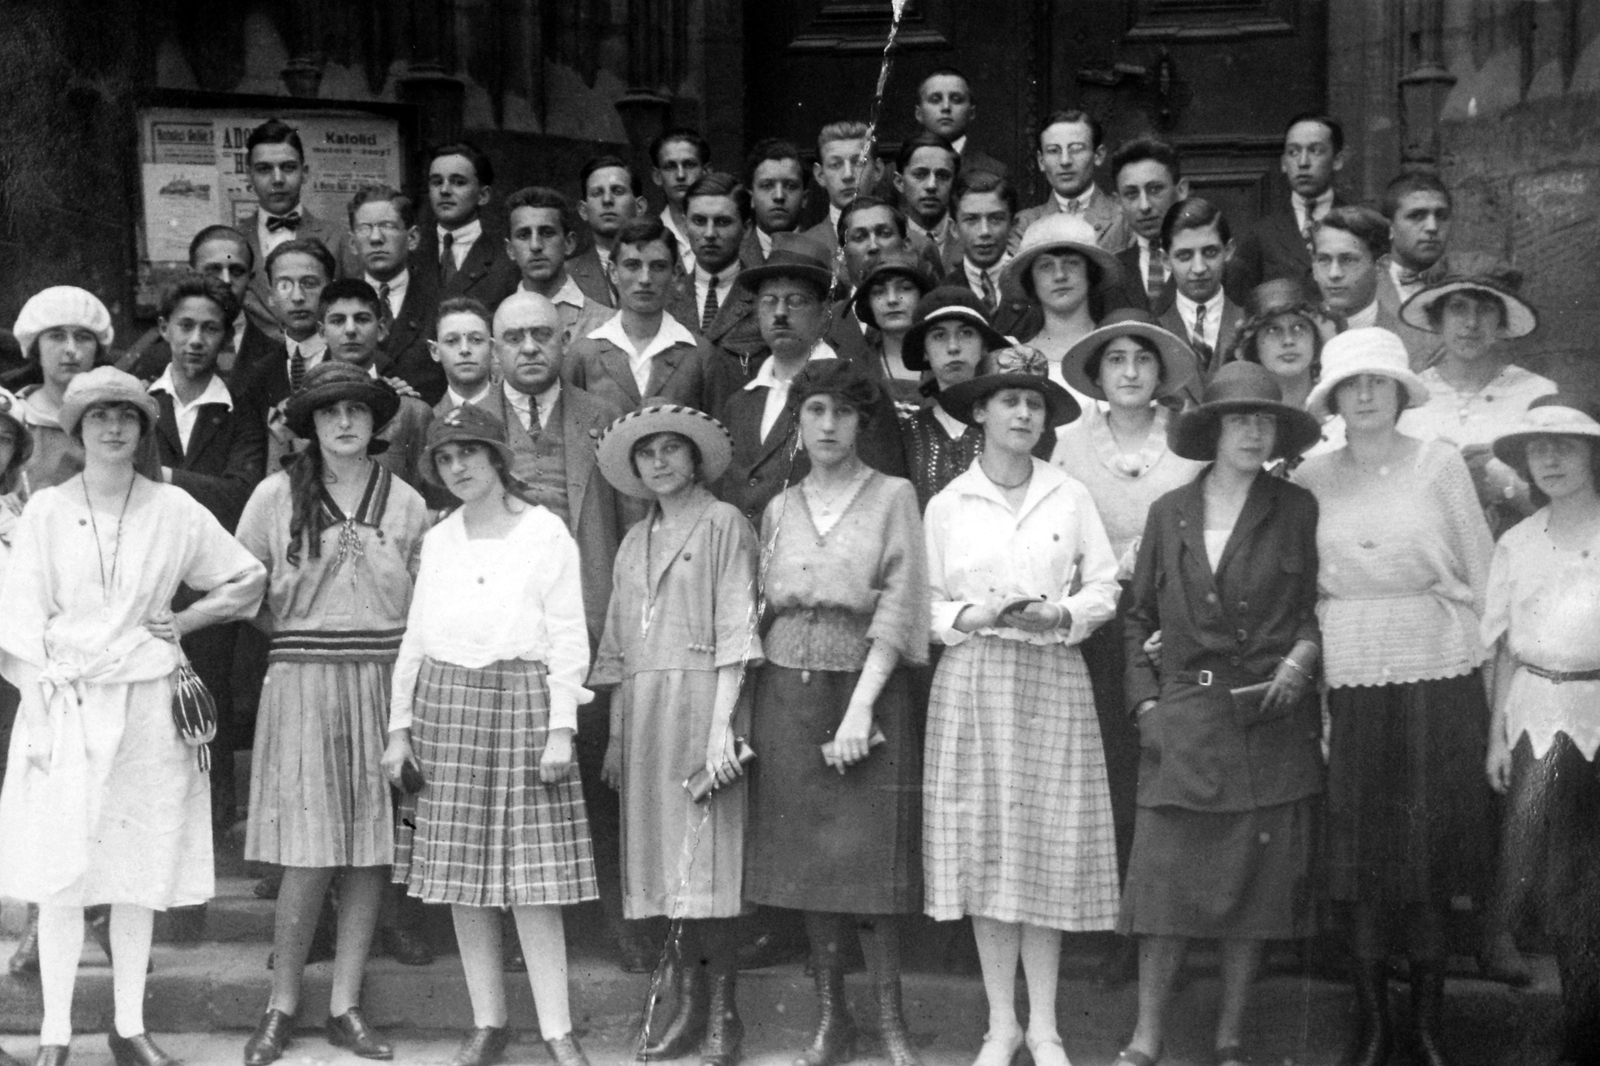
[
  {"xmin": 900, "ymin": 287, "xmax": 1011, "ymax": 372},
  {"xmin": 423, "ymin": 402, "xmax": 518, "ymax": 489},
  {"xmin": 851, "ymin": 252, "xmax": 936, "ymax": 331},
  {"xmin": 939, "ymin": 346, "xmax": 1082, "ymax": 428},
  {"xmin": 284, "ymin": 361, "xmax": 401, "ymax": 441},
  {"xmin": 1060, "ymin": 307, "xmax": 1199, "ymax": 401},
  {"xmin": 734, "ymin": 232, "xmax": 836, "ymax": 296},
  {"xmin": 1169, "ymin": 360, "xmax": 1322, "ymax": 462}
]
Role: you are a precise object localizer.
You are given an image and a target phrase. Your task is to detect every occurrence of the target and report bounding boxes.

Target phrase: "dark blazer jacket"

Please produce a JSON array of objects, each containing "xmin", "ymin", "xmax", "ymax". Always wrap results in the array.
[
  {"xmin": 1225, "ymin": 193, "xmax": 1348, "ymax": 303},
  {"xmin": 940, "ymin": 261, "xmax": 1043, "ymax": 341},
  {"xmin": 120, "ymin": 319, "xmax": 280, "ymax": 385},
  {"xmin": 1102, "ymin": 243, "xmax": 1176, "ymax": 316},
  {"xmin": 240, "ymin": 205, "xmax": 355, "ymax": 341},
  {"xmin": 150, "ymin": 387, "xmax": 267, "ymax": 531},
  {"xmin": 1373, "ymin": 255, "xmax": 1447, "ymax": 371},
  {"xmin": 470, "ymin": 384, "xmax": 630, "ymax": 644},
  {"xmin": 713, "ymin": 367, "xmax": 908, "ymax": 525},
  {"xmin": 376, "ymin": 271, "xmax": 447, "ymax": 405},
  {"xmin": 566, "ymin": 247, "xmax": 616, "ymax": 308},
  {"xmin": 666, "ymin": 272, "xmax": 767, "ymax": 370},
  {"xmin": 1124, "ymin": 471, "xmax": 1323, "ymax": 812},
  {"xmin": 416, "ymin": 221, "xmax": 519, "ymax": 308},
  {"xmin": 1158, "ymin": 296, "xmax": 1246, "ymax": 406},
  {"xmin": 959, "ymin": 139, "xmax": 1009, "ymax": 180},
  {"xmin": 565, "ymin": 332, "xmax": 734, "ymax": 417}
]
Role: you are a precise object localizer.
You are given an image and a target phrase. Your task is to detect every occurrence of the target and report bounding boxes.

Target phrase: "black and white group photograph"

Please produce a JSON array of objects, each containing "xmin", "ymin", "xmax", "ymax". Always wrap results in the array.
[{"xmin": 0, "ymin": 1, "xmax": 1596, "ymax": 1064}]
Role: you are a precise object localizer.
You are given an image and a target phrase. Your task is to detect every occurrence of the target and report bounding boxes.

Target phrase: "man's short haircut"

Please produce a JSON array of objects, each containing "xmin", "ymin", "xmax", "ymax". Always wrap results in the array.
[
  {"xmin": 245, "ymin": 118, "xmax": 305, "ymax": 163},
  {"xmin": 895, "ymin": 132, "xmax": 960, "ymax": 173},
  {"xmin": 649, "ymin": 127, "xmax": 712, "ymax": 169},
  {"xmin": 503, "ymin": 186, "xmax": 579, "ymax": 236},
  {"xmin": 838, "ymin": 194, "xmax": 908, "ymax": 245},
  {"xmin": 743, "ymin": 138, "xmax": 807, "ymax": 188},
  {"xmin": 1313, "ymin": 205, "xmax": 1391, "ymax": 259},
  {"xmin": 435, "ymin": 295, "xmax": 494, "ymax": 333},
  {"xmin": 347, "ymin": 184, "xmax": 418, "ymax": 229},
  {"xmin": 318, "ymin": 277, "xmax": 383, "ymax": 316},
  {"xmin": 614, "ymin": 216, "xmax": 681, "ymax": 265},
  {"xmin": 265, "ymin": 237, "xmax": 337, "ymax": 281},
  {"xmin": 686, "ymin": 171, "xmax": 753, "ymax": 224},
  {"xmin": 1110, "ymin": 136, "xmax": 1182, "ymax": 184},
  {"xmin": 1159, "ymin": 197, "xmax": 1231, "ymax": 252},
  {"xmin": 817, "ymin": 121, "xmax": 870, "ymax": 155},
  {"xmin": 159, "ymin": 271, "xmax": 239, "ymax": 324},
  {"xmin": 188, "ymin": 224, "xmax": 254, "ymax": 269},
  {"xmin": 953, "ymin": 170, "xmax": 1018, "ymax": 216},
  {"xmin": 918, "ymin": 66, "xmax": 971, "ymax": 99},
  {"xmin": 1381, "ymin": 170, "xmax": 1453, "ymax": 218},
  {"xmin": 427, "ymin": 141, "xmax": 496, "ymax": 187},
  {"xmin": 579, "ymin": 155, "xmax": 643, "ymax": 197},
  {"xmin": 1284, "ymin": 112, "xmax": 1345, "ymax": 155},
  {"xmin": 1036, "ymin": 109, "xmax": 1105, "ymax": 152}
]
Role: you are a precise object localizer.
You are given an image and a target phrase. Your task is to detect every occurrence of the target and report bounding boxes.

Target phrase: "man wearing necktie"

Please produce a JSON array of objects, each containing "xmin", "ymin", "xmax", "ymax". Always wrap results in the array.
[
  {"xmin": 1157, "ymin": 198, "xmax": 1246, "ymax": 405},
  {"xmin": 1225, "ymin": 113, "xmax": 1347, "ymax": 302},
  {"xmin": 1376, "ymin": 171, "xmax": 1456, "ymax": 370},
  {"xmin": 237, "ymin": 118, "xmax": 354, "ymax": 345},
  {"xmin": 1014, "ymin": 108, "xmax": 1130, "ymax": 252},
  {"xmin": 420, "ymin": 142, "xmax": 518, "ymax": 308},
  {"xmin": 946, "ymin": 171, "xmax": 1040, "ymax": 339},
  {"xmin": 1102, "ymin": 136, "xmax": 1189, "ymax": 315},
  {"xmin": 349, "ymin": 184, "xmax": 447, "ymax": 403}
]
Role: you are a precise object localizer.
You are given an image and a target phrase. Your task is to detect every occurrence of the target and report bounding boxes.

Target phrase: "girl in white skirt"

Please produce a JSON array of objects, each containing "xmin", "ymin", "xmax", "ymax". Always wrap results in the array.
[
  {"xmin": 383, "ymin": 404, "xmax": 598, "ymax": 1066},
  {"xmin": 923, "ymin": 349, "xmax": 1122, "ymax": 1066},
  {"xmin": 236, "ymin": 362, "xmax": 430, "ymax": 1065}
]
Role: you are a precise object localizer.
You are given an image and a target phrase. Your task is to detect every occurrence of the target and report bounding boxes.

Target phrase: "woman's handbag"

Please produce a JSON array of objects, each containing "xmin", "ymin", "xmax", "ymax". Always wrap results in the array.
[{"xmin": 170, "ymin": 647, "xmax": 219, "ymax": 772}]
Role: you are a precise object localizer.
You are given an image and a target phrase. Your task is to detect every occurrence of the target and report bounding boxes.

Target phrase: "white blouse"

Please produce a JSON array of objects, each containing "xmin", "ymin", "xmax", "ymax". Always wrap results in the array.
[
  {"xmin": 389, "ymin": 505, "xmax": 593, "ymax": 732},
  {"xmin": 924, "ymin": 459, "xmax": 1120, "ymax": 647}
]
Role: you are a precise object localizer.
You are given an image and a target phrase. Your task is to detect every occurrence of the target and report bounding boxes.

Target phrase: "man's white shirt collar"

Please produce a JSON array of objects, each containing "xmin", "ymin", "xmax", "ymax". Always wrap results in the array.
[
  {"xmin": 504, "ymin": 378, "xmax": 560, "ymax": 430},
  {"xmin": 963, "ymin": 256, "xmax": 1010, "ymax": 293},
  {"xmin": 1345, "ymin": 300, "xmax": 1380, "ymax": 330},
  {"xmin": 447, "ymin": 383, "xmax": 492, "ymax": 409},
  {"xmin": 950, "ymin": 135, "xmax": 968, "ymax": 156},
  {"xmin": 438, "ymin": 217, "xmax": 483, "ymax": 265},
  {"xmin": 1294, "ymin": 187, "xmax": 1335, "ymax": 229},
  {"xmin": 1053, "ymin": 187, "xmax": 1096, "ymax": 214},
  {"xmin": 1173, "ymin": 291, "xmax": 1222, "ymax": 346},
  {"xmin": 747, "ymin": 341, "xmax": 839, "ymax": 440},
  {"xmin": 522, "ymin": 271, "xmax": 587, "ymax": 309},
  {"xmin": 756, "ymin": 228, "xmax": 775, "ymax": 257},
  {"xmin": 591, "ymin": 310, "xmax": 696, "ymax": 359},
  {"xmin": 150, "ymin": 366, "xmax": 232, "ymax": 450},
  {"xmin": 366, "ymin": 268, "xmax": 409, "ymax": 317},
  {"xmin": 287, "ymin": 333, "xmax": 328, "ymax": 368}
]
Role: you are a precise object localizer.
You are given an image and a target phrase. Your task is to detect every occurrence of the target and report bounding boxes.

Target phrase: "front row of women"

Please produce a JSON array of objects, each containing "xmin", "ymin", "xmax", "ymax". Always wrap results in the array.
[{"xmin": 3, "ymin": 322, "xmax": 1598, "ymax": 1066}]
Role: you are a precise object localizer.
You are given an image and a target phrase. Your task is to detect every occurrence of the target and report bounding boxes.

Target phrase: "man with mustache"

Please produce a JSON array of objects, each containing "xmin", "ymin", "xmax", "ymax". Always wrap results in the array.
[{"xmin": 1015, "ymin": 109, "xmax": 1130, "ymax": 252}]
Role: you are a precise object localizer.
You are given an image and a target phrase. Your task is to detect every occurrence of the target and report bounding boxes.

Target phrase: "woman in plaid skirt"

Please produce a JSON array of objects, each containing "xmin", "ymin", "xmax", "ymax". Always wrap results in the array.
[
  {"xmin": 382, "ymin": 405, "xmax": 598, "ymax": 1066},
  {"xmin": 923, "ymin": 348, "xmax": 1122, "ymax": 1066}
]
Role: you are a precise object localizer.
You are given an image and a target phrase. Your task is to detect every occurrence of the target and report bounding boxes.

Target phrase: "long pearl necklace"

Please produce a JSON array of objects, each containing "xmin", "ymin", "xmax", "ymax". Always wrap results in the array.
[{"xmin": 83, "ymin": 475, "xmax": 137, "ymax": 619}]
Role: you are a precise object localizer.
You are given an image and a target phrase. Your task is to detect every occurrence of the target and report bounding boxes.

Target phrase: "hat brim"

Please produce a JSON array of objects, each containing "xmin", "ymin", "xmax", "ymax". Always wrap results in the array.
[
  {"xmin": 1168, "ymin": 400, "xmax": 1324, "ymax": 463},
  {"xmin": 901, "ymin": 307, "xmax": 1012, "ymax": 372},
  {"xmin": 596, "ymin": 405, "xmax": 735, "ymax": 499},
  {"xmin": 1399, "ymin": 281, "xmax": 1538, "ymax": 338},
  {"xmin": 1305, "ymin": 364, "xmax": 1431, "ymax": 421},
  {"xmin": 422, "ymin": 436, "xmax": 520, "ymax": 492},
  {"xmin": 939, "ymin": 372, "xmax": 1082, "ymax": 429},
  {"xmin": 0, "ymin": 407, "xmax": 33, "ymax": 471},
  {"xmin": 59, "ymin": 387, "xmax": 160, "ymax": 437},
  {"xmin": 1060, "ymin": 321, "xmax": 1199, "ymax": 401},
  {"xmin": 852, "ymin": 264, "xmax": 935, "ymax": 330},
  {"xmin": 284, "ymin": 380, "xmax": 402, "ymax": 441},
  {"xmin": 1491, "ymin": 426, "xmax": 1600, "ymax": 473},
  {"xmin": 1002, "ymin": 238, "xmax": 1124, "ymax": 297},
  {"xmin": 734, "ymin": 262, "xmax": 836, "ymax": 296}
]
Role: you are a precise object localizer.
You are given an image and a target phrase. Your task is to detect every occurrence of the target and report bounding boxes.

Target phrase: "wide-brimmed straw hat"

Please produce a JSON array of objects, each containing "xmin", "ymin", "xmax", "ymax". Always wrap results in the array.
[
  {"xmin": 423, "ymin": 402, "xmax": 518, "ymax": 489},
  {"xmin": 939, "ymin": 346, "xmax": 1081, "ymax": 428},
  {"xmin": 13, "ymin": 285, "xmax": 115, "ymax": 356},
  {"xmin": 1304, "ymin": 327, "xmax": 1431, "ymax": 420},
  {"xmin": 733, "ymin": 232, "xmax": 835, "ymax": 296},
  {"xmin": 1001, "ymin": 213, "xmax": 1123, "ymax": 299},
  {"xmin": 58, "ymin": 366, "xmax": 160, "ymax": 437},
  {"xmin": 851, "ymin": 253, "xmax": 935, "ymax": 330},
  {"xmin": 0, "ymin": 387, "xmax": 34, "ymax": 470},
  {"xmin": 1169, "ymin": 361, "xmax": 1322, "ymax": 462},
  {"xmin": 284, "ymin": 361, "xmax": 401, "ymax": 440},
  {"xmin": 1061, "ymin": 308, "xmax": 1198, "ymax": 401},
  {"xmin": 596, "ymin": 398, "xmax": 734, "ymax": 499},
  {"xmin": 900, "ymin": 287, "xmax": 1010, "ymax": 372},
  {"xmin": 1399, "ymin": 255, "xmax": 1538, "ymax": 338},
  {"xmin": 1491, "ymin": 394, "xmax": 1600, "ymax": 475}
]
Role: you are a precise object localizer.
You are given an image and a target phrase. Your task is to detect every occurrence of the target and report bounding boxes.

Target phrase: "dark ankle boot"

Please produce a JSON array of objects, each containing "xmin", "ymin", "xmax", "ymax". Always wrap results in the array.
[
  {"xmin": 859, "ymin": 922, "xmax": 918, "ymax": 1066},
  {"xmin": 701, "ymin": 971, "xmax": 743, "ymax": 1066},
  {"xmin": 640, "ymin": 951, "xmax": 709, "ymax": 1061},
  {"xmin": 794, "ymin": 958, "xmax": 855, "ymax": 1066},
  {"xmin": 8, "ymin": 904, "xmax": 38, "ymax": 976},
  {"xmin": 1344, "ymin": 960, "xmax": 1391, "ymax": 1066},
  {"xmin": 1409, "ymin": 962, "xmax": 1452, "ymax": 1066}
]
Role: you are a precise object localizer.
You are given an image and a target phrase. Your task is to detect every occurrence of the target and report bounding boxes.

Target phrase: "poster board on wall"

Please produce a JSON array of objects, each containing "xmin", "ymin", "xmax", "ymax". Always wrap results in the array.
[{"xmin": 135, "ymin": 106, "xmax": 403, "ymax": 314}]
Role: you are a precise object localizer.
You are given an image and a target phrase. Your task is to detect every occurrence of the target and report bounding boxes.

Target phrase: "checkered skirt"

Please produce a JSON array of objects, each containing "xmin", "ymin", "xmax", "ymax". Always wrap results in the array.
[
  {"xmin": 923, "ymin": 635, "xmax": 1120, "ymax": 930},
  {"xmin": 393, "ymin": 657, "xmax": 598, "ymax": 907}
]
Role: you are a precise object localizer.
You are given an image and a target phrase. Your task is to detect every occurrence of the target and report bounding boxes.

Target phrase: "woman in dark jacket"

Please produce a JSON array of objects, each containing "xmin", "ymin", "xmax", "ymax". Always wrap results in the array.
[{"xmin": 1116, "ymin": 362, "xmax": 1325, "ymax": 1066}]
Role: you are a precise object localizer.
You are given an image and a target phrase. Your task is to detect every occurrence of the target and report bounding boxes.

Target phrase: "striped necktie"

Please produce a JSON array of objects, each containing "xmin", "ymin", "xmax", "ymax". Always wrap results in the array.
[
  {"xmin": 701, "ymin": 279, "xmax": 720, "ymax": 332},
  {"xmin": 289, "ymin": 343, "xmax": 307, "ymax": 393},
  {"xmin": 979, "ymin": 270, "xmax": 998, "ymax": 313},
  {"xmin": 377, "ymin": 282, "xmax": 394, "ymax": 329},
  {"xmin": 1144, "ymin": 244, "xmax": 1165, "ymax": 301},
  {"xmin": 1191, "ymin": 302, "xmax": 1214, "ymax": 369}
]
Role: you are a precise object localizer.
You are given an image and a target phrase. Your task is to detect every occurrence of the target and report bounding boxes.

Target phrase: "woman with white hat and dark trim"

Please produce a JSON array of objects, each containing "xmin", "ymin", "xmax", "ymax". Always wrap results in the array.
[
  {"xmin": 1294, "ymin": 327, "xmax": 1495, "ymax": 1066},
  {"xmin": 1482, "ymin": 395, "xmax": 1600, "ymax": 1061},
  {"xmin": 0, "ymin": 367, "xmax": 266, "ymax": 1066},
  {"xmin": 923, "ymin": 350, "xmax": 1120, "ymax": 1066},
  {"xmin": 10, "ymin": 285, "xmax": 116, "ymax": 494},
  {"xmin": 382, "ymin": 403, "xmax": 599, "ymax": 1066},
  {"xmin": 1397, "ymin": 259, "xmax": 1555, "ymax": 537},
  {"xmin": 588, "ymin": 399, "xmax": 760, "ymax": 1066},
  {"xmin": 1000, "ymin": 213, "xmax": 1124, "ymax": 402}
]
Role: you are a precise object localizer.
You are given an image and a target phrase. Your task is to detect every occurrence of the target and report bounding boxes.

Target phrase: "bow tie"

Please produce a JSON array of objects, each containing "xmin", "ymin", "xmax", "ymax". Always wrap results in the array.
[
  {"xmin": 265, "ymin": 212, "xmax": 302, "ymax": 233},
  {"xmin": 1396, "ymin": 267, "xmax": 1423, "ymax": 287}
]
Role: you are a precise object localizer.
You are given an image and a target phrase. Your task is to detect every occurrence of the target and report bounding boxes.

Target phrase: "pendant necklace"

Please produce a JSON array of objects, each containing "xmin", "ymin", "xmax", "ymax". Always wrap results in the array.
[{"xmin": 84, "ymin": 475, "xmax": 137, "ymax": 621}]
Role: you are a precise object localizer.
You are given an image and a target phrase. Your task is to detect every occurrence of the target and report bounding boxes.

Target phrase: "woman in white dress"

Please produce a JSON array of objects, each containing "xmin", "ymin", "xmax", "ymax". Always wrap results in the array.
[{"xmin": 0, "ymin": 367, "xmax": 266, "ymax": 1066}]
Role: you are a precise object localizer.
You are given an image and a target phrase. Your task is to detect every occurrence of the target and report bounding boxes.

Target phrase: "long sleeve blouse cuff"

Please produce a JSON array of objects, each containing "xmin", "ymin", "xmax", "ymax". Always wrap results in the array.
[
  {"xmin": 387, "ymin": 699, "xmax": 413, "ymax": 733},
  {"xmin": 546, "ymin": 684, "xmax": 584, "ymax": 733},
  {"xmin": 931, "ymin": 601, "xmax": 973, "ymax": 646}
]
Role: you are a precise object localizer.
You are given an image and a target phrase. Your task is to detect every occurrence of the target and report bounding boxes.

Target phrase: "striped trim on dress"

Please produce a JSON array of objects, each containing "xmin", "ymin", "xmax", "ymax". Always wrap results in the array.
[{"xmin": 269, "ymin": 627, "xmax": 407, "ymax": 663}]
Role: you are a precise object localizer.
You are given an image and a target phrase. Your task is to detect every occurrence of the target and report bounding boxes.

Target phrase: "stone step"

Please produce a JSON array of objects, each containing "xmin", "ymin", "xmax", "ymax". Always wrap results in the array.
[{"xmin": 0, "ymin": 935, "xmax": 1568, "ymax": 1065}]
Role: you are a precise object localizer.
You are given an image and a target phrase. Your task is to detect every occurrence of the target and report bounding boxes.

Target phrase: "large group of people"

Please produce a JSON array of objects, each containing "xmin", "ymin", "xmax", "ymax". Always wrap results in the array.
[{"xmin": 0, "ymin": 74, "xmax": 1595, "ymax": 1066}]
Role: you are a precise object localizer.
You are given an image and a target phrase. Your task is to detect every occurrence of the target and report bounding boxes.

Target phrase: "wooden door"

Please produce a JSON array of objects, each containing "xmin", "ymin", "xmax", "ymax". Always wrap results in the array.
[{"xmin": 1042, "ymin": 0, "xmax": 1330, "ymax": 234}]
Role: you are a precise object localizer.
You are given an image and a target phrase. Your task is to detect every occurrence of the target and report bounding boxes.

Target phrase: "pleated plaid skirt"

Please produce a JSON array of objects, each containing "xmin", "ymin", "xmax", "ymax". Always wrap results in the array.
[
  {"xmin": 393, "ymin": 657, "xmax": 598, "ymax": 907},
  {"xmin": 246, "ymin": 660, "xmax": 394, "ymax": 868},
  {"xmin": 923, "ymin": 636, "xmax": 1120, "ymax": 931}
]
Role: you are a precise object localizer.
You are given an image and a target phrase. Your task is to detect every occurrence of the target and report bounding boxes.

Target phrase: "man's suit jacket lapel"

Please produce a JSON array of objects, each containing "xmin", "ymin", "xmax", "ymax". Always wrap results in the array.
[
  {"xmin": 707, "ymin": 286, "xmax": 756, "ymax": 345},
  {"xmin": 186, "ymin": 403, "xmax": 230, "ymax": 465},
  {"xmin": 561, "ymin": 388, "xmax": 598, "ymax": 535},
  {"xmin": 153, "ymin": 393, "xmax": 184, "ymax": 461},
  {"xmin": 740, "ymin": 228, "xmax": 767, "ymax": 266},
  {"xmin": 376, "ymin": 273, "xmax": 432, "ymax": 376},
  {"xmin": 1217, "ymin": 298, "xmax": 1244, "ymax": 364},
  {"xmin": 597, "ymin": 344, "xmax": 642, "ymax": 408}
]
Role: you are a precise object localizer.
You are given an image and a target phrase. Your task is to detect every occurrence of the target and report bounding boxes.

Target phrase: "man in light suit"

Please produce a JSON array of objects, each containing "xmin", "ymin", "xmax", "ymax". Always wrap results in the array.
[
  {"xmin": 1103, "ymin": 137, "xmax": 1188, "ymax": 315},
  {"xmin": 742, "ymin": 139, "xmax": 807, "ymax": 264},
  {"xmin": 348, "ymin": 185, "xmax": 446, "ymax": 404},
  {"xmin": 1015, "ymin": 109, "xmax": 1130, "ymax": 252},
  {"xmin": 1158, "ymin": 198, "xmax": 1246, "ymax": 404},
  {"xmin": 894, "ymin": 132, "xmax": 964, "ymax": 271},
  {"xmin": 237, "ymin": 118, "xmax": 355, "ymax": 342},
  {"xmin": 913, "ymin": 67, "xmax": 1008, "ymax": 179},
  {"xmin": 1226, "ymin": 113, "xmax": 1349, "ymax": 301},
  {"xmin": 416, "ymin": 141, "xmax": 518, "ymax": 309},
  {"xmin": 1377, "ymin": 171, "xmax": 1455, "ymax": 369}
]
